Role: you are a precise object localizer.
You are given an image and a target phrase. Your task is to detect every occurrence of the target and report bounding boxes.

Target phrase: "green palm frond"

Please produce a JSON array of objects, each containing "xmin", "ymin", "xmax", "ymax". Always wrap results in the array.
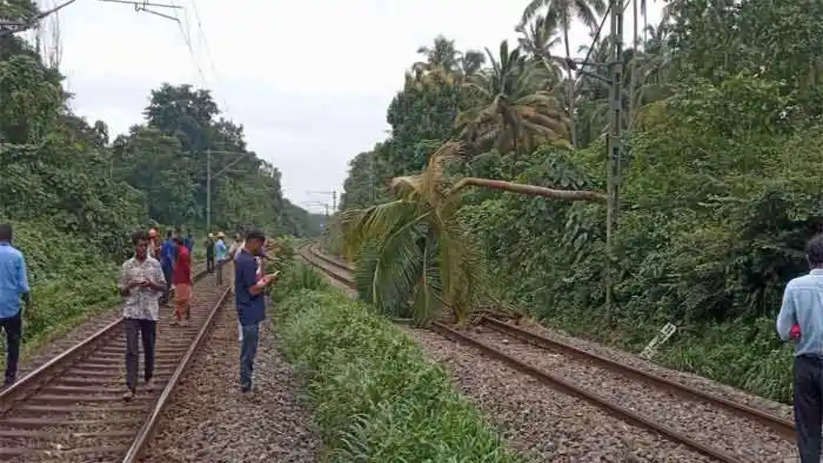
[{"xmin": 342, "ymin": 141, "xmax": 488, "ymax": 325}]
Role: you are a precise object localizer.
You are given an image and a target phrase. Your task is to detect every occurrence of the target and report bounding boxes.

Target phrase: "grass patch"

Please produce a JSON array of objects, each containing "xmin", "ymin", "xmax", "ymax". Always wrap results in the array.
[{"xmin": 274, "ymin": 264, "xmax": 520, "ymax": 462}]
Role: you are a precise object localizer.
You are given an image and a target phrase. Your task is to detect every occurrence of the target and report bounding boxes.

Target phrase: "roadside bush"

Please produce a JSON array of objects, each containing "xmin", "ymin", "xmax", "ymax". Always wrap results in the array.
[
  {"xmin": 271, "ymin": 261, "xmax": 329, "ymax": 302},
  {"xmin": 275, "ymin": 288, "xmax": 519, "ymax": 462}
]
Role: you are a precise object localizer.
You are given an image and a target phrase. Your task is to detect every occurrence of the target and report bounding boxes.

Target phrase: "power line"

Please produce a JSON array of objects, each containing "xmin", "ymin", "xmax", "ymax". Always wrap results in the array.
[
  {"xmin": 168, "ymin": 0, "xmax": 209, "ymax": 90},
  {"xmin": 189, "ymin": 1, "xmax": 230, "ymax": 115}
]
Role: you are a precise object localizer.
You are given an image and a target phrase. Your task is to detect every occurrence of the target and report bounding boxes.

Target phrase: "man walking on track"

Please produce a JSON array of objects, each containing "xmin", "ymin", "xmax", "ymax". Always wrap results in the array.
[
  {"xmin": 0, "ymin": 224, "xmax": 31, "ymax": 388},
  {"xmin": 172, "ymin": 236, "xmax": 193, "ymax": 326},
  {"xmin": 205, "ymin": 233, "xmax": 215, "ymax": 273},
  {"xmin": 160, "ymin": 230, "xmax": 176, "ymax": 305},
  {"xmin": 777, "ymin": 234, "xmax": 823, "ymax": 462},
  {"xmin": 234, "ymin": 229, "xmax": 276, "ymax": 393},
  {"xmin": 118, "ymin": 230, "xmax": 165, "ymax": 401}
]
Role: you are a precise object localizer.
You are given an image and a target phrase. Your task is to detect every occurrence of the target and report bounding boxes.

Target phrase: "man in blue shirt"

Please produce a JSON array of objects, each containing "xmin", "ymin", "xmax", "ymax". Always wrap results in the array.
[
  {"xmin": 184, "ymin": 230, "xmax": 194, "ymax": 253},
  {"xmin": 777, "ymin": 234, "xmax": 823, "ymax": 462},
  {"xmin": 0, "ymin": 224, "xmax": 31, "ymax": 387},
  {"xmin": 234, "ymin": 229, "xmax": 276, "ymax": 393},
  {"xmin": 159, "ymin": 230, "xmax": 177, "ymax": 305},
  {"xmin": 214, "ymin": 232, "xmax": 228, "ymax": 286}
]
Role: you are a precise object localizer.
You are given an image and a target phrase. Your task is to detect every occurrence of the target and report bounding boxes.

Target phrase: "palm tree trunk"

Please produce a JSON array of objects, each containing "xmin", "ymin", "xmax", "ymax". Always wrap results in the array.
[
  {"xmin": 451, "ymin": 177, "xmax": 607, "ymax": 203},
  {"xmin": 563, "ymin": 19, "xmax": 577, "ymax": 148}
]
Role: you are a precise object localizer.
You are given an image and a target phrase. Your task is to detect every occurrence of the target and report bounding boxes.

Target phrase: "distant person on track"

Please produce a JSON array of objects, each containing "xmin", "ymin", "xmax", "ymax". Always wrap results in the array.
[
  {"xmin": 205, "ymin": 233, "xmax": 215, "ymax": 273},
  {"xmin": 215, "ymin": 232, "xmax": 228, "ymax": 286},
  {"xmin": 184, "ymin": 230, "xmax": 194, "ymax": 254},
  {"xmin": 0, "ymin": 224, "xmax": 31, "ymax": 388},
  {"xmin": 148, "ymin": 228, "xmax": 160, "ymax": 259},
  {"xmin": 159, "ymin": 230, "xmax": 177, "ymax": 305},
  {"xmin": 234, "ymin": 229, "xmax": 276, "ymax": 393},
  {"xmin": 777, "ymin": 234, "xmax": 823, "ymax": 462},
  {"xmin": 118, "ymin": 230, "xmax": 166, "ymax": 401},
  {"xmin": 228, "ymin": 234, "xmax": 243, "ymax": 294},
  {"xmin": 172, "ymin": 236, "xmax": 193, "ymax": 326}
]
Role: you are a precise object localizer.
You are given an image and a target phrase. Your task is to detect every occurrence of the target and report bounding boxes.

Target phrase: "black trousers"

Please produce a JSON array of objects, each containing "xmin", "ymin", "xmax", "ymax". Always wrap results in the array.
[
  {"xmin": 795, "ymin": 355, "xmax": 823, "ymax": 462},
  {"xmin": 124, "ymin": 318, "xmax": 156, "ymax": 392},
  {"xmin": 207, "ymin": 255, "xmax": 215, "ymax": 273},
  {"xmin": 161, "ymin": 265, "xmax": 173, "ymax": 304},
  {"xmin": 0, "ymin": 313, "xmax": 21, "ymax": 384}
]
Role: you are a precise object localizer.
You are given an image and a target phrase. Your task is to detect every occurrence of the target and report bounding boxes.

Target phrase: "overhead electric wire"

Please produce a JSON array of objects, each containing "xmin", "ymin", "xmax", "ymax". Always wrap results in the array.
[
  {"xmin": 169, "ymin": 0, "xmax": 209, "ymax": 90},
  {"xmin": 189, "ymin": 0, "xmax": 230, "ymax": 115},
  {"xmin": 580, "ymin": 1, "xmax": 613, "ymax": 73}
]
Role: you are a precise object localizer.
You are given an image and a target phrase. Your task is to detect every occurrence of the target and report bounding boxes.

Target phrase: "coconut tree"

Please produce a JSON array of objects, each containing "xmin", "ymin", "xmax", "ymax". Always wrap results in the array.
[
  {"xmin": 456, "ymin": 40, "xmax": 570, "ymax": 155},
  {"xmin": 516, "ymin": 11, "xmax": 564, "ymax": 87},
  {"xmin": 521, "ymin": 0, "xmax": 607, "ymax": 148},
  {"xmin": 341, "ymin": 142, "xmax": 606, "ymax": 325}
]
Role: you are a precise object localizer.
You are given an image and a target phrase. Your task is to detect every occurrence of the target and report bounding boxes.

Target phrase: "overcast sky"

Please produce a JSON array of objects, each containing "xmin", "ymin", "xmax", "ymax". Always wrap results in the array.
[{"xmin": 48, "ymin": 0, "xmax": 661, "ymax": 215}]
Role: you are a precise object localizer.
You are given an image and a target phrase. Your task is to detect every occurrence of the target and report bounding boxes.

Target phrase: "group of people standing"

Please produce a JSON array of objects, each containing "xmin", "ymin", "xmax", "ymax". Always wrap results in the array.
[{"xmin": 119, "ymin": 227, "xmax": 274, "ymax": 400}]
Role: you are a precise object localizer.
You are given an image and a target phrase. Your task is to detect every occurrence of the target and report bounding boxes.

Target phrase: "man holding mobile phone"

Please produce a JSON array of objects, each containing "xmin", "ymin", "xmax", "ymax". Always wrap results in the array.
[
  {"xmin": 118, "ymin": 230, "xmax": 166, "ymax": 401},
  {"xmin": 234, "ymin": 229, "xmax": 276, "ymax": 393}
]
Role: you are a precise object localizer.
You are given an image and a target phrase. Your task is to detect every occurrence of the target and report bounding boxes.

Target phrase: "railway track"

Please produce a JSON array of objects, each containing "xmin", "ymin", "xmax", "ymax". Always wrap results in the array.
[
  {"xmin": 0, "ymin": 267, "xmax": 229, "ymax": 462},
  {"xmin": 302, "ymin": 244, "xmax": 797, "ymax": 462}
]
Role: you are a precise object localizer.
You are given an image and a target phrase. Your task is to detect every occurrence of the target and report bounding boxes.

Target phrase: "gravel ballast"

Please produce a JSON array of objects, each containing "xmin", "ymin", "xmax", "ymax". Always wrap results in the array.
[
  {"xmin": 466, "ymin": 324, "xmax": 795, "ymax": 461},
  {"xmin": 511, "ymin": 319, "xmax": 794, "ymax": 420},
  {"xmin": 406, "ymin": 327, "xmax": 712, "ymax": 462},
  {"xmin": 142, "ymin": 300, "xmax": 319, "ymax": 462}
]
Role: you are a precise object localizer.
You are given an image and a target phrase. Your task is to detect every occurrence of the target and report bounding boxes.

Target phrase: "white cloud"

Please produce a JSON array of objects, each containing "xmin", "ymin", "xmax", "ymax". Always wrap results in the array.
[{"xmin": 53, "ymin": 0, "xmax": 661, "ymax": 216}]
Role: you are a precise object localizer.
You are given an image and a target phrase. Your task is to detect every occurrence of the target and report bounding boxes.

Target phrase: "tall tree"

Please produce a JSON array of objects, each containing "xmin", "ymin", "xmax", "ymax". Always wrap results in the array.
[
  {"xmin": 521, "ymin": 0, "xmax": 607, "ymax": 148},
  {"xmin": 457, "ymin": 40, "xmax": 570, "ymax": 155},
  {"xmin": 517, "ymin": 11, "xmax": 565, "ymax": 89},
  {"xmin": 144, "ymin": 83, "xmax": 218, "ymax": 153}
]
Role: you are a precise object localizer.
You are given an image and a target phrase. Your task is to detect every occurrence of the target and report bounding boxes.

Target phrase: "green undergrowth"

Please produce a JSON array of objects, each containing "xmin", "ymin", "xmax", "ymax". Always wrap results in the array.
[
  {"xmin": 0, "ymin": 221, "xmax": 123, "ymax": 368},
  {"xmin": 273, "ymin": 264, "xmax": 519, "ymax": 462}
]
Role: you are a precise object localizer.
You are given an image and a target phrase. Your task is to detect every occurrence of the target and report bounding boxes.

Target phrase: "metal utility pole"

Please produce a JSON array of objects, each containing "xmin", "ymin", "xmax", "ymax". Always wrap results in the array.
[
  {"xmin": 206, "ymin": 149, "xmax": 252, "ymax": 232},
  {"xmin": 606, "ymin": 0, "xmax": 624, "ymax": 310},
  {"xmin": 629, "ymin": 0, "xmax": 638, "ymax": 131},
  {"xmin": 206, "ymin": 148, "xmax": 211, "ymax": 232},
  {"xmin": 302, "ymin": 201, "xmax": 330, "ymax": 218},
  {"xmin": 307, "ymin": 190, "xmax": 336, "ymax": 214},
  {"xmin": 97, "ymin": 0, "xmax": 181, "ymax": 22}
]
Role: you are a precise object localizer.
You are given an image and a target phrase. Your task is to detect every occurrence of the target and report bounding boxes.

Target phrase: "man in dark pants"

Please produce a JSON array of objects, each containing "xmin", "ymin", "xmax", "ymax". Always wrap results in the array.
[
  {"xmin": 234, "ymin": 229, "xmax": 276, "ymax": 393},
  {"xmin": 0, "ymin": 224, "xmax": 31, "ymax": 388},
  {"xmin": 777, "ymin": 234, "xmax": 823, "ymax": 462},
  {"xmin": 205, "ymin": 233, "xmax": 215, "ymax": 273},
  {"xmin": 159, "ymin": 230, "xmax": 176, "ymax": 305},
  {"xmin": 118, "ymin": 230, "xmax": 166, "ymax": 401}
]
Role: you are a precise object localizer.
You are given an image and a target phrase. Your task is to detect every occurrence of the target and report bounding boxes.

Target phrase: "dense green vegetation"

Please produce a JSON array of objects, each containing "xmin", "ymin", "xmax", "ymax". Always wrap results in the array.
[
  {"xmin": 338, "ymin": 0, "xmax": 823, "ymax": 403},
  {"xmin": 0, "ymin": 1, "xmax": 319, "ymax": 354},
  {"xmin": 274, "ymin": 262, "xmax": 519, "ymax": 462}
]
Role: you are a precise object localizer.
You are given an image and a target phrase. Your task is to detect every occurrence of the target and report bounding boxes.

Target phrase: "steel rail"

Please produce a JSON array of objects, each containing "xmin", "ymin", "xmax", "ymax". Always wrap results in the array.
[
  {"xmin": 306, "ymin": 244, "xmax": 793, "ymax": 440},
  {"xmin": 0, "ymin": 266, "xmax": 209, "ymax": 414},
  {"xmin": 298, "ymin": 245, "xmax": 356, "ymax": 289},
  {"xmin": 307, "ymin": 245, "xmax": 353, "ymax": 273},
  {"xmin": 0, "ymin": 265, "xmax": 212, "ymax": 459},
  {"xmin": 122, "ymin": 285, "xmax": 230, "ymax": 462},
  {"xmin": 481, "ymin": 316, "xmax": 795, "ymax": 441},
  {"xmin": 299, "ymin": 244, "xmax": 791, "ymax": 463},
  {"xmin": 429, "ymin": 322, "xmax": 743, "ymax": 463}
]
